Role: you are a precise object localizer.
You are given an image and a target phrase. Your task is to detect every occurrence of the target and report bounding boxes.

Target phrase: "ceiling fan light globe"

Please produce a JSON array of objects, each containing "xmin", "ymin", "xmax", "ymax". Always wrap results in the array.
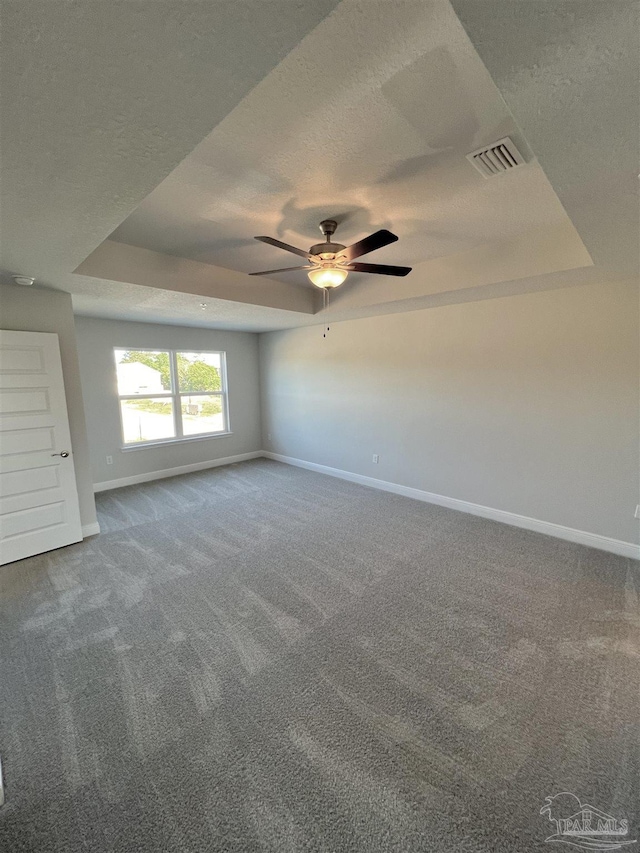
[{"xmin": 307, "ymin": 267, "xmax": 349, "ymax": 288}]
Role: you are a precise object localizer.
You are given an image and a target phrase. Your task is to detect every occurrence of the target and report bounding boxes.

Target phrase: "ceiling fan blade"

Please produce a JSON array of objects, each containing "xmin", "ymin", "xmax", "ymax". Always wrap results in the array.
[
  {"xmin": 254, "ymin": 235, "xmax": 310, "ymax": 259},
  {"xmin": 341, "ymin": 229, "xmax": 398, "ymax": 261},
  {"xmin": 249, "ymin": 266, "xmax": 312, "ymax": 276},
  {"xmin": 347, "ymin": 262, "xmax": 412, "ymax": 276}
]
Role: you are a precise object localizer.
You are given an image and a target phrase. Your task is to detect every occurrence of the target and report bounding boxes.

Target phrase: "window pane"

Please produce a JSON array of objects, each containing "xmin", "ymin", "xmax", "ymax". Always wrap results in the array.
[
  {"xmin": 121, "ymin": 398, "xmax": 175, "ymax": 444},
  {"xmin": 176, "ymin": 352, "xmax": 222, "ymax": 393},
  {"xmin": 115, "ymin": 350, "xmax": 172, "ymax": 395},
  {"xmin": 180, "ymin": 394, "xmax": 225, "ymax": 435}
]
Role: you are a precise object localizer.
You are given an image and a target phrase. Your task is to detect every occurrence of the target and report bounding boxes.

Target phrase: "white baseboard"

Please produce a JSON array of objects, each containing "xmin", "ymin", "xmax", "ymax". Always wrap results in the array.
[
  {"xmin": 263, "ymin": 452, "xmax": 639, "ymax": 559},
  {"xmin": 82, "ymin": 522, "xmax": 101, "ymax": 537},
  {"xmin": 93, "ymin": 451, "xmax": 263, "ymax": 493}
]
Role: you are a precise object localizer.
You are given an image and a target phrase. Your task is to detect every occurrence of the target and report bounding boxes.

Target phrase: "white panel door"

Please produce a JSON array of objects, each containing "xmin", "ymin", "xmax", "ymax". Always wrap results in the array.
[{"xmin": 0, "ymin": 330, "xmax": 83, "ymax": 565}]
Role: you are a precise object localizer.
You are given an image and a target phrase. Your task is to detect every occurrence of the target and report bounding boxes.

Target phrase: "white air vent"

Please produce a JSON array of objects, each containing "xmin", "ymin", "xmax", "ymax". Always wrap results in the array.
[{"xmin": 467, "ymin": 136, "xmax": 526, "ymax": 178}]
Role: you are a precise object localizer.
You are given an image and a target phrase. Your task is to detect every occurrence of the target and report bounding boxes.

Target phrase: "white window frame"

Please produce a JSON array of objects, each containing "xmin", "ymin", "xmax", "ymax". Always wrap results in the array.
[{"xmin": 114, "ymin": 348, "xmax": 231, "ymax": 449}]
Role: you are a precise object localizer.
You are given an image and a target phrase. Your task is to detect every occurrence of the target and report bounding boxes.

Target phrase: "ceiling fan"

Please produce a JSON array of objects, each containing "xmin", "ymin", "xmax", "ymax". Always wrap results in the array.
[{"xmin": 250, "ymin": 219, "xmax": 412, "ymax": 289}]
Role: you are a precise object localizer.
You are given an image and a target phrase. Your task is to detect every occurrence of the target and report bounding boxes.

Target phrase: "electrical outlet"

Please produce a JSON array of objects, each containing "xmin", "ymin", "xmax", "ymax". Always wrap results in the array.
[
  {"xmin": 372, "ymin": 454, "xmax": 379, "ymax": 464},
  {"xmin": 635, "ymin": 505, "xmax": 640, "ymax": 519},
  {"xmin": 106, "ymin": 455, "xmax": 113, "ymax": 465}
]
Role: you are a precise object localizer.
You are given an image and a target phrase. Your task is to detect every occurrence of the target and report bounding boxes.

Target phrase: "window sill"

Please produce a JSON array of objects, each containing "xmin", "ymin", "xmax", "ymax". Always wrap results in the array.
[{"xmin": 121, "ymin": 432, "xmax": 233, "ymax": 451}]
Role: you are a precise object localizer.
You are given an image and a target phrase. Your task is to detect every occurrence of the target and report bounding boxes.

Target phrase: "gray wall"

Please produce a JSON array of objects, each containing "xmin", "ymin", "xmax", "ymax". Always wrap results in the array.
[
  {"xmin": 0, "ymin": 285, "xmax": 97, "ymax": 528},
  {"xmin": 75, "ymin": 316, "xmax": 261, "ymax": 485},
  {"xmin": 260, "ymin": 279, "xmax": 639, "ymax": 545}
]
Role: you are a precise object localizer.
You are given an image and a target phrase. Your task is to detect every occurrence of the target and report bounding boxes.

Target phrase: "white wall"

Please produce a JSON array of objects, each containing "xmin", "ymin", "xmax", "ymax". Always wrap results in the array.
[
  {"xmin": 260, "ymin": 279, "xmax": 639, "ymax": 546},
  {"xmin": 75, "ymin": 317, "xmax": 261, "ymax": 486},
  {"xmin": 0, "ymin": 285, "xmax": 98, "ymax": 529}
]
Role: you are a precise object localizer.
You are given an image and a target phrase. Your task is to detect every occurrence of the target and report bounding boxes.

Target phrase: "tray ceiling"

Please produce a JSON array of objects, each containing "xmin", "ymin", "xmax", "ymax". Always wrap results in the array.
[{"xmin": 1, "ymin": 0, "xmax": 637, "ymax": 330}]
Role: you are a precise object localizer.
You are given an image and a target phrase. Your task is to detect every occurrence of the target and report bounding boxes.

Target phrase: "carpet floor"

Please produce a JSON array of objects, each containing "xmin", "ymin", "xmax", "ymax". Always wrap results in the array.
[{"xmin": 0, "ymin": 458, "xmax": 638, "ymax": 852}]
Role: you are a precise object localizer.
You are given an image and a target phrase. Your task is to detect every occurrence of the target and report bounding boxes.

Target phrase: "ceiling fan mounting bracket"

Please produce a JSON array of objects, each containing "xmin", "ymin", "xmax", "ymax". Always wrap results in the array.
[{"xmin": 319, "ymin": 219, "xmax": 338, "ymax": 239}]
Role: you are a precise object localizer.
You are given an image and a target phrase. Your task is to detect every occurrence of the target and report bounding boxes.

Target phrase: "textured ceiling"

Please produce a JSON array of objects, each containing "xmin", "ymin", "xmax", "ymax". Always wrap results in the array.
[
  {"xmin": 1, "ymin": 0, "xmax": 637, "ymax": 331},
  {"xmin": 109, "ymin": 0, "xmax": 568, "ymax": 280},
  {"xmin": 0, "ymin": 0, "xmax": 340, "ymax": 323},
  {"xmin": 451, "ymin": 0, "xmax": 639, "ymax": 275}
]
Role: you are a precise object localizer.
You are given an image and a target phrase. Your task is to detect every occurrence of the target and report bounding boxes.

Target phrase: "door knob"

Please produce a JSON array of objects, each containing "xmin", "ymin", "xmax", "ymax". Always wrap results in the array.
[{"xmin": 51, "ymin": 451, "xmax": 70, "ymax": 458}]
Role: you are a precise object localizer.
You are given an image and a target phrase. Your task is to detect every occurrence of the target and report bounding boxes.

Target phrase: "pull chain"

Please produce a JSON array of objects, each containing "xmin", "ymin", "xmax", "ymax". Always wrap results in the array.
[{"xmin": 323, "ymin": 287, "xmax": 331, "ymax": 338}]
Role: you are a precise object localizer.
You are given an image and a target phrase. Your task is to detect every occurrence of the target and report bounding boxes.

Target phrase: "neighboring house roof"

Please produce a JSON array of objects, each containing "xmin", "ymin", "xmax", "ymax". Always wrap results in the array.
[{"xmin": 117, "ymin": 362, "xmax": 164, "ymax": 395}]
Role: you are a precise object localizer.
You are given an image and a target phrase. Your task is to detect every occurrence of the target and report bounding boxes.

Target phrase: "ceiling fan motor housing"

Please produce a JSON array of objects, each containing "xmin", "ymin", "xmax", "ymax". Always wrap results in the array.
[
  {"xmin": 310, "ymin": 219, "xmax": 346, "ymax": 258},
  {"xmin": 309, "ymin": 242, "xmax": 346, "ymax": 257}
]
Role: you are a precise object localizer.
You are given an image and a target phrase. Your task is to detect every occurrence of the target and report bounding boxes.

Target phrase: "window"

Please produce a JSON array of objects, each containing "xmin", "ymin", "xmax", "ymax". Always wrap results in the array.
[{"xmin": 114, "ymin": 349, "xmax": 229, "ymax": 446}]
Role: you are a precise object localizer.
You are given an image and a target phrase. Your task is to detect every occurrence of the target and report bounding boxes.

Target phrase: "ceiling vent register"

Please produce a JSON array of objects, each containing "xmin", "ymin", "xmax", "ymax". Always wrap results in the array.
[{"xmin": 466, "ymin": 136, "xmax": 526, "ymax": 178}]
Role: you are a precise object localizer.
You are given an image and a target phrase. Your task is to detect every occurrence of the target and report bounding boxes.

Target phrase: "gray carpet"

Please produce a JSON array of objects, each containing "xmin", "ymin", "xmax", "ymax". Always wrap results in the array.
[{"xmin": 0, "ymin": 458, "xmax": 638, "ymax": 852}]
